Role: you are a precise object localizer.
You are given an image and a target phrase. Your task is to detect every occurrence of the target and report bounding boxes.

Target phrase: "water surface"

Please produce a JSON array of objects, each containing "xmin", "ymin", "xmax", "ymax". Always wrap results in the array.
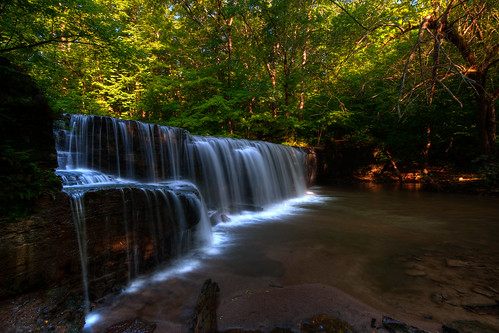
[{"xmin": 86, "ymin": 184, "xmax": 499, "ymax": 332}]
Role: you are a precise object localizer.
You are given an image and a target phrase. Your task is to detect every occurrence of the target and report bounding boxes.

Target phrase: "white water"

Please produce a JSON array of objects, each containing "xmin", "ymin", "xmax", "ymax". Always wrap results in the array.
[
  {"xmin": 82, "ymin": 191, "xmax": 321, "ymax": 332},
  {"xmin": 55, "ymin": 115, "xmax": 307, "ymax": 210},
  {"xmin": 54, "ymin": 114, "xmax": 308, "ymax": 321}
]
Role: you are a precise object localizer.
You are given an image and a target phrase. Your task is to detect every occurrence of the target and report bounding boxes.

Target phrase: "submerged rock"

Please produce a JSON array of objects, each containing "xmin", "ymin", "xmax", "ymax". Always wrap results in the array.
[
  {"xmin": 209, "ymin": 211, "xmax": 231, "ymax": 226},
  {"xmin": 382, "ymin": 316, "xmax": 430, "ymax": 333},
  {"xmin": 462, "ymin": 301, "xmax": 499, "ymax": 315},
  {"xmin": 445, "ymin": 259, "xmax": 469, "ymax": 267},
  {"xmin": 404, "ymin": 269, "xmax": 427, "ymax": 277},
  {"xmin": 442, "ymin": 320, "xmax": 499, "ymax": 333},
  {"xmin": 471, "ymin": 287, "xmax": 496, "ymax": 298}
]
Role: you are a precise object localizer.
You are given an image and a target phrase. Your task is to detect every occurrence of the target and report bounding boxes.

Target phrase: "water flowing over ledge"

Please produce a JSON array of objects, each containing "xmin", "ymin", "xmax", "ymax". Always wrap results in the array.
[{"xmin": 54, "ymin": 114, "xmax": 308, "ymax": 311}]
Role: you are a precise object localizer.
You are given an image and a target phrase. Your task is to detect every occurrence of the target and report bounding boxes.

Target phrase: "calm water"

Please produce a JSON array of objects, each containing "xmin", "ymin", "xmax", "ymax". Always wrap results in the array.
[{"xmin": 85, "ymin": 184, "xmax": 499, "ymax": 332}]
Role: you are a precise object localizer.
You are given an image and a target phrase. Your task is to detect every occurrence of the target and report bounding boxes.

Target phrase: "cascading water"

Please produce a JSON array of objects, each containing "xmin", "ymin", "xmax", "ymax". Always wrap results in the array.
[{"xmin": 54, "ymin": 114, "xmax": 307, "ymax": 313}]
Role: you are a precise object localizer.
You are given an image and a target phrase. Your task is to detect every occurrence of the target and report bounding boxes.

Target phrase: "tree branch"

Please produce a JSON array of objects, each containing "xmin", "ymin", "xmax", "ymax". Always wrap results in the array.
[
  {"xmin": 435, "ymin": 78, "xmax": 463, "ymax": 107},
  {"xmin": 483, "ymin": 42, "xmax": 499, "ymax": 71},
  {"xmin": 397, "ymin": 16, "xmax": 432, "ymax": 118},
  {"xmin": 0, "ymin": 36, "xmax": 98, "ymax": 53},
  {"xmin": 327, "ymin": 0, "xmax": 368, "ymax": 31}
]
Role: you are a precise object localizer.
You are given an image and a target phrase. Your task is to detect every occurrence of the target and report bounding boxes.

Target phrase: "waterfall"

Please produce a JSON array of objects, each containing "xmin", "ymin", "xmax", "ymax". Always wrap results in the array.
[{"xmin": 55, "ymin": 114, "xmax": 307, "ymax": 308}]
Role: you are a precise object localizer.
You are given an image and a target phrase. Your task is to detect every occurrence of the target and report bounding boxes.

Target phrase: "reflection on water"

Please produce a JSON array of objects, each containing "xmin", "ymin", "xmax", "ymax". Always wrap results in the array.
[{"xmin": 86, "ymin": 185, "xmax": 499, "ymax": 332}]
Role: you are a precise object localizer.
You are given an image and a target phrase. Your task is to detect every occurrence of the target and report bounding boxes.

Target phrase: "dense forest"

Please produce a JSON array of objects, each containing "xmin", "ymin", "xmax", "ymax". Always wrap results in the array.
[{"xmin": 1, "ymin": 0, "xmax": 498, "ymax": 175}]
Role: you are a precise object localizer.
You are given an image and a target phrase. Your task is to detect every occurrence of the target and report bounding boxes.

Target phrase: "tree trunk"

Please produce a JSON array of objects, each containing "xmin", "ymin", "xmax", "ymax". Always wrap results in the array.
[
  {"xmin": 190, "ymin": 279, "xmax": 219, "ymax": 333},
  {"xmin": 475, "ymin": 90, "xmax": 497, "ymax": 155}
]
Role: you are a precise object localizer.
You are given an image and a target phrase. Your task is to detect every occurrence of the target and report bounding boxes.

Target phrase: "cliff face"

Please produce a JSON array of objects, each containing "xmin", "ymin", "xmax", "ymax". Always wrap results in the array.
[
  {"xmin": 0, "ymin": 193, "xmax": 74, "ymax": 299},
  {"xmin": 0, "ymin": 187, "xmax": 202, "ymax": 301},
  {"xmin": 0, "ymin": 186, "xmax": 203, "ymax": 332}
]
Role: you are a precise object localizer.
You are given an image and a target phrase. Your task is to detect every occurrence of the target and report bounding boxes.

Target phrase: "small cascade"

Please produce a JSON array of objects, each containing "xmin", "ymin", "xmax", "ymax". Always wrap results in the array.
[
  {"xmin": 190, "ymin": 136, "xmax": 307, "ymax": 210},
  {"xmin": 69, "ymin": 192, "xmax": 91, "ymax": 313},
  {"xmin": 54, "ymin": 114, "xmax": 307, "ymax": 309}
]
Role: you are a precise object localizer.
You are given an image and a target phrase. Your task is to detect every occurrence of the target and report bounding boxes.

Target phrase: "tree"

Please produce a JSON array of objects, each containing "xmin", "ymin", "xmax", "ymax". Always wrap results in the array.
[
  {"xmin": 0, "ymin": 0, "xmax": 107, "ymax": 53},
  {"xmin": 337, "ymin": 0, "xmax": 499, "ymax": 155}
]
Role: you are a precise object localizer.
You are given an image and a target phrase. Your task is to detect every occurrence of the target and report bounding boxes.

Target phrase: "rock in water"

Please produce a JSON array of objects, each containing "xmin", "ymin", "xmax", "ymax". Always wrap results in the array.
[
  {"xmin": 190, "ymin": 279, "xmax": 219, "ymax": 333},
  {"xmin": 382, "ymin": 316, "xmax": 430, "ymax": 333},
  {"xmin": 445, "ymin": 259, "xmax": 469, "ymax": 267},
  {"xmin": 442, "ymin": 320, "xmax": 499, "ymax": 333}
]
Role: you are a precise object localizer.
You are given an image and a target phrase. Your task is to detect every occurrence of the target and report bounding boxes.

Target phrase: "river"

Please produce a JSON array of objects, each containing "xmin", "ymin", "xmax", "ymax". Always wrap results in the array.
[{"xmin": 85, "ymin": 184, "xmax": 499, "ymax": 332}]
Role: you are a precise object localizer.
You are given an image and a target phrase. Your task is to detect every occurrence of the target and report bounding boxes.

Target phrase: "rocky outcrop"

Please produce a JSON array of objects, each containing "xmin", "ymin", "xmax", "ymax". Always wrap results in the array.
[
  {"xmin": 0, "ymin": 192, "xmax": 73, "ymax": 300},
  {"xmin": 0, "ymin": 186, "xmax": 202, "ymax": 302}
]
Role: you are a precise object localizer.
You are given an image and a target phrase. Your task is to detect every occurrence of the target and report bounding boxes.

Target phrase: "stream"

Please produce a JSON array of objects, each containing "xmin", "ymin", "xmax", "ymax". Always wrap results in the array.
[{"xmin": 84, "ymin": 184, "xmax": 499, "ymax": 332}]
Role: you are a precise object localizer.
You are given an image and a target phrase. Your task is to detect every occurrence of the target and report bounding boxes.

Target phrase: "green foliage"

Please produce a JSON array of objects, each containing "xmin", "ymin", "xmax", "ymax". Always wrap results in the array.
[
  {"xmin": 0, "ymin": 143, "xmax": 61, "ymax": 221},
  {"xmin": 475, "ymin": 155, "xmax": 499, "ymax": 189},
  {"xmin": 2, "ymin": 0, "xmax": 497, "ymax": 171}
]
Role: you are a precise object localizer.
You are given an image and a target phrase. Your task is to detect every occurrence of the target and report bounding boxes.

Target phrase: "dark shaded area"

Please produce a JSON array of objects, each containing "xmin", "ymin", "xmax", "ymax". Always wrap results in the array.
[
  {"xmin": 0, "ymin": 57, "xmax": 60, "ymax": 220},
  {"xmin": 105, "ymin": 318, "xmax": 157, "ymax": 333}
]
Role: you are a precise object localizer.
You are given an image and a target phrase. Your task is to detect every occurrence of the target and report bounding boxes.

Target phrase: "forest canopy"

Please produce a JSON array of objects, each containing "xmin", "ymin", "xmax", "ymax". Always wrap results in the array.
[{"xmin": 1, "ymin": 0, "xmax": 498, "ymax": 170}]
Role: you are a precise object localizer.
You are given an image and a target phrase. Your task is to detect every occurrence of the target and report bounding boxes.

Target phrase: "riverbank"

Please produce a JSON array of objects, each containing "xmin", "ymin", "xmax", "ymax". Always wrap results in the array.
[{"xmin": 323, "ymin": 166, "xmax": 499, "ymax": 196}]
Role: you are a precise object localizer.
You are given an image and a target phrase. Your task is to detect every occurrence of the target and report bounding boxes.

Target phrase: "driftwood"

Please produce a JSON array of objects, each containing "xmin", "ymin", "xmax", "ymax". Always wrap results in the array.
[{"xmin": 190, "ymin": 279, "xmax": 220, "ymax": 333}]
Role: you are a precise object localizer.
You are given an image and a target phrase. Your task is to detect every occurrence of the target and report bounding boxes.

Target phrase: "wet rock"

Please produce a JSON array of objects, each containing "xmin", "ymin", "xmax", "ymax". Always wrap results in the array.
[
  {"xmin": 430, "ymin": 292, "xmax": 447, "ymax": 304},
  {"xmin": 404, "ymin": 269, "xmax": 427, "ymax": 277},
  {"xmin": 209, "ymin": 211, "xmax": 231, "ymax": 226},
  {"xmin": 382, "ymin": 316, "xmax": 430, "ymax": 333},
  {"xmin": 442, "ymin": 320, "xmax": 499, "ymax": 333},
  {"xmin": 471, "ymin": 287, "xmax": 495, "ymax": 298},
  {"xmin": 230, "ymin": 203, "xmax": 264, "ymax": 213},
  {"xmin": 445, "ymin": 259, "xmax": 469, "ymax": 267},
  {"xmin": 301, "ymin": 314, "xmax": 356, "ymax": 333},
  {"xmin": 0, "ymin": 288, "xmax": 85, "ymax": 333},
  {"xmin": 462, "ymin": 301, "xmax": 499, "ymax": 315},
  {"xmin": 105, "ymin": 318, "xmax": 157, "ymax": 333}
]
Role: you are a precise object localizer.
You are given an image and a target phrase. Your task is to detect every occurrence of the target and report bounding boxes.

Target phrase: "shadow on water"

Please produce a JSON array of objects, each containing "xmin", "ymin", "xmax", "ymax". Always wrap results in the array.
[{"xmin": 86, "ymin": 184, "xmax": 499, "ymax": 332}]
